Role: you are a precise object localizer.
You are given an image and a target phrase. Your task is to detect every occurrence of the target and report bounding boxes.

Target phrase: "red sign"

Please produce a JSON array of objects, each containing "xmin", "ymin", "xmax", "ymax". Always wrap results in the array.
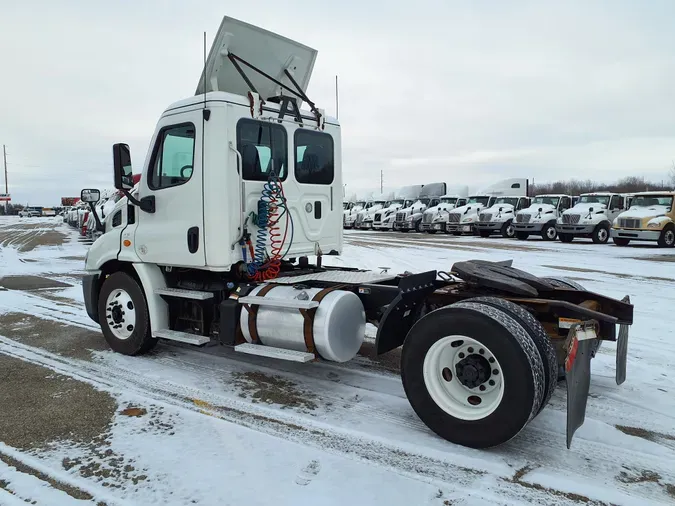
[
  {"xmin": 61, "ymin": 197, "xmax": 80, "ymax": 206},
  {"xmin": 0, "ymin": 193, "xmax": 10, "ymax": 202}
]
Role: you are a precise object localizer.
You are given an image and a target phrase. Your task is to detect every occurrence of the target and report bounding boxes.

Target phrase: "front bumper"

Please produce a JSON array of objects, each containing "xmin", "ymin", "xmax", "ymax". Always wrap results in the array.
[
  {"xmin": 82, "ymin": 273, "xmax": 100, "ymax": 324},
  {"xmin": 610, "ymin": 228, "xmax": 661, "ymax": 241},
  {"xmin": 476, "ymin": 221, "xmax": 505, "ymax": 231},
  {"xmin": 446, "ymin": 223, "xmax": 474, "ymax": 233},
  {"xmin": 514, "ymin": 222, "xmax": 545, "ymax": 233},
  {"xmin": 393, "ymin": 221, "xmax": 414, "ymax": 231},
  {"xmin": 373, "ymin": 222, "xmax": 393, "ymax": 230},
  {"xmin": 358, "ymin": 221, "xmax": 374, "ymax": 229},
  {"xmin": 556, "ymin": 224, "xmax": 595, "ymax": 235}
]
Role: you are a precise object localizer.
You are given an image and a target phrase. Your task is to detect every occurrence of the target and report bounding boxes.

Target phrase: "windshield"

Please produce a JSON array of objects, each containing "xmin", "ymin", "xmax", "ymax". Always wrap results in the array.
[
  {"xmin": 631, "ymin": 195, "xmax": 674, "ymax": 209},
  {"xmin": 440, "ymin": 197, "xmax": 458, "ymax": 204},
  {"xmin": 467, "ymin": 196, "xmax": 491, "ymax": 206},
  {"xmin": 532, "ymin": 196, "xmax": 560, "ymax": 207},
  {"xmin": 579, "ymin": 195, "xmax": 610, "ymax": 206},
  {"xmin": 354, "ymin": 201, "xmax": 365, "ymax": 207},
  {"xmin": 494, "ymin": 197, "xmax": 519, "ymax": 206},
  {"xmin": 417, "ymin": 198, "xmax": 430, "ymax": 206},
  {"xmin": 385, "ymin": 199, "xmax": 404, "ymax": 206},
  {"xmin": 404, "ymin": 199, "xmax": 414, "ymax": 208},
  {"xmin": 343, "ymin": 202, "xmax": 350, "ymax": 210}
]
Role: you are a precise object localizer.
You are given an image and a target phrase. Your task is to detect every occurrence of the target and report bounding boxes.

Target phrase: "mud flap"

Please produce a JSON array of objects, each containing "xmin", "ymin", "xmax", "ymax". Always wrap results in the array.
[
  {"xmin": 375, "ymin": 270, "xmax": 438, "ymax": 355},
  {"xmin": 615, "ymin": 295, "xmax": 630, "ymax": 385},
  {"xmin": 565, "ymin": 323, "xmax": 597, "ymax": 449}
]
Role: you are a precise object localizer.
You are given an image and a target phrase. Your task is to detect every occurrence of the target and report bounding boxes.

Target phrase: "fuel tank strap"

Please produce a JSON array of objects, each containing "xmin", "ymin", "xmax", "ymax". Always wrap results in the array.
[
  {"xmin": 299, "ymin": 285, "xmax": 347, "ymax": 356},
  {"xmin": 243, "ymin": 283, "xmax": 278, "ymax": 343}
]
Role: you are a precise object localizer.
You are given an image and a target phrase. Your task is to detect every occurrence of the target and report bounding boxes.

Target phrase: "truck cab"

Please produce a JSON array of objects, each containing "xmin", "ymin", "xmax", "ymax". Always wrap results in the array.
[
  {"xmin": 556, "ymin": 192, "xmax": 628, "ymax": 244},
  {"xmin": 392, "ymin": 182, "xmax": 446, "ymax": 232},
  {"xmin": 421, "ymin": 195, "xmax": 468, "ymax": 233},
  {"xmin": 373, "ymin": 184, "xmax": 423, "ymax": 231},
  {"xmin": 445, "ymin": 195, "xmax": 495, "ymax": 235},
  {"xmin": 356, "ymin": 193, "xmax": 393, "ymax": 229},
  {"xmin": 475, "ymin": 196, "xmax": 531, "ymax": 238},
  {"xmin": 514, "ymin": 194, "xmax": 573, "ymax": 241},
  {"xmin": 343, "ymin": 200, "xmax": 366, "ymax": 228},
  {"xmin": 19, "ymin": 206, "xmax": 42, "ymax": 218},
  {"xmin": 610, "ymin": 191, "xmax": 675, "ymax": 248}
]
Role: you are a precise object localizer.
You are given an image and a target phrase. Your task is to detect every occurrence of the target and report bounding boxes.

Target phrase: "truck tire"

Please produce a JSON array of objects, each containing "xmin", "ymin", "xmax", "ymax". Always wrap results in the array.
[
  {"xmin": 541, "ymin": 222, "xmax": 557, "ymax": 241},
  {"xmin": 462, "ymin": 297, "xmax": 557, "ymax": 414},
  {"xmin": 559, "ymin": 233, "xmax": 574, "ymax": 243},
  {"xmin": 515, "ymin": 231, "xmax": 529, "ymax": 241},
  {"xmin": 657, "ymin": 224, "xmax": 675, "ymax": 248},
  {"xmin": 478, "ymin": 230, "xmax": 491, "ymax": 238},
  {"xmin": 501, "ymin": 220, "xmax": 515, "ymax": 239},
  {"xmin": 613, "ymin": 237, "xmax": 630, "ymax": 247},
  {"xmin": 452, "ymin": 231, "xmax": 462, "ymax": 236},
  {"xmin": 427, "ymin": 230, "xmax": 437, "ymax": 234},
  {"xmin": 401, "ymin": 301, "xmax": 545, "ymax": 448},
  {"xmin": 414, "ymin": 219, "xmax": 423, "ymax": 233},
  {"xmin": 592, "ymin": 223, "xmax": 610, "ymax": 244},
  {"xmin": 97, "ymin": 272, "xmax": 157, "ymax": 356}
]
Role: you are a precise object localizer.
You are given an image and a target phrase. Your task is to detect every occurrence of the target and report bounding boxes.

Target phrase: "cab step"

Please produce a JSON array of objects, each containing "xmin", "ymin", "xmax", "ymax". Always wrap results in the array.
[
  {"xmin": 237, "ymin": 296, "xmax": 319, "ymax": 310},
  {"xmin": 153, "ymin": 329, "xmax": 210, "ymax": 345},
  {"xmin": 234, "ymin": 343, "xmax": 315, "ymax": 362},
  {"xmin": 155, "ymin": 287, "xmax": 213, "ymax": 300}
]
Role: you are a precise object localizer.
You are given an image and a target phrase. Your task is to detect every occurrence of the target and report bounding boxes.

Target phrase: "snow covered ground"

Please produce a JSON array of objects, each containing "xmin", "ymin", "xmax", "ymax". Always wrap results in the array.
[{"xmin": 0, "ymin": 216, "xmax": 674, "ymax": 505}]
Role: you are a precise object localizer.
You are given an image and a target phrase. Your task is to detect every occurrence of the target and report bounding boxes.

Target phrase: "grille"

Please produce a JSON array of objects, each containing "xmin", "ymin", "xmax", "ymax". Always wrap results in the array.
[
  {"xmin": 479, "ymin": 213, "xmax": 492, "ymax": 222},
  {"xmin": 516, "ymin": 214, "xmax": 531, "ymax": 223},
  {"xmin": 374, "ymin": 213, "xmax": 382, "ymax": 222},
  {"xmin": 562, "ymin": 214, "xmax": 580, "ymax": 224},
  {"xmin": 396, "ymin": 212, "xmax": 406, "ymax": 222},
  {"xmin": 423, "ymin": 213, "xmax": 434, "ymax": 223},
  {"xmin": 448, "ymin": 213, "xmax": 461, "ymax": 223},
  {"xmin": 355, "ymin": 214, "xmax": 364, "ymax": 225},
  {"xmin": 619, "ymin": 218, "xmax": 641, "ymax": 228}
]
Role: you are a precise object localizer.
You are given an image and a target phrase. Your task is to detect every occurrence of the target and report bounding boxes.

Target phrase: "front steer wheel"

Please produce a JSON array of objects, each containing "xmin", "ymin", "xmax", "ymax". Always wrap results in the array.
[
  {"xmin": 97, "ymin": 272, "xmax": 157, "ymax": 356},
  {"xmin": 401, "ymin": 301, "xmax": 546, "ymax": 448}
]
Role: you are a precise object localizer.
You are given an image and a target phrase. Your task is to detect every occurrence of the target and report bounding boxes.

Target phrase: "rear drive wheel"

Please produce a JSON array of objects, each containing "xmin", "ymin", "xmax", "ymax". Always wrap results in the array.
[
  {"xmin": 541, "ymin": 222, "xmax": 557, "ymax": 241},
  {"xmin": 613, "ymin": 237, "xmax": 630, "ymax": 246},
  {"xmin": 463, "ymin": 297, "xmax": 557, "ymax": 415},
  {"xmin": 515, "ymin": 231, "xmax": 529, "ymax": 241},
  {"xmin": 559, "ymin": 233, "xmax": 574, "ymax": 243},
  {"xmin": 592, "ymin": 224, "xmax": 610, "ymax": 244},
  {"xmin": 501, "ymin": 220, "xmax": 515, "ymax": 239},
  {"xmin": 401, "ymin": 302, "xmax": 545, "ymax": 448},
  {"xmin": 657, "ymin": 224, "xmax": 675, "ymax": 248},
  {"xmin": 97, "ymin": 272, "xmax": 156, "ymax": 356},
  {"xmin": 478, "ymin": 230, "xmax": 491, "ymax": 238}
]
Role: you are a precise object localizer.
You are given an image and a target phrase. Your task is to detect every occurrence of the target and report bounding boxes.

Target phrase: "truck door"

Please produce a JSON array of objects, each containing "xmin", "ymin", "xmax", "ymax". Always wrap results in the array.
[
  {"xmin": 133, "ymin": 112, "xmax": 205, "ymax": 267},
  {"xmin": 558, "ymin": 196, "xmax": 572, "ymax": 215},
  {"xmin": 608, "ymin": 195, "xmax": 624, "ymax": 221}
]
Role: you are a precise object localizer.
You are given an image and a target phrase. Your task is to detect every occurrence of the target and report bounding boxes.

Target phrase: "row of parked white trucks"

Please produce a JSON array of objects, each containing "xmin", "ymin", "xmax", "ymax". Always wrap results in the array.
[{"xmin": 344, "ymin": 181, "xmax": 666, "ymax": 245}]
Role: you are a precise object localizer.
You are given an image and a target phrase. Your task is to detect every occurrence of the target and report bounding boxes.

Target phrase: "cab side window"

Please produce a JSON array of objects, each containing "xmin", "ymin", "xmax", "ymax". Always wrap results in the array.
[
  {"xmin": 610, "ymin": 195, "xmax": 624, "ymax": 209},
  {"xmin": 237, "ymin": 119, "xmax": 288, "ymax": 182},
  {"xmin": 112, "ymin": 210, "xmax": 122, "ymax": 228},
  {"xmin": 148, "ymin": 123, "xmax": 196, "ymax": 190},
  {"xmin": 294, "ymin": 129, "xmax": 334, "ymax": 185},
  {"xmin": 560, "ymin": 197, "xmax": 571, "ymax": 210}
]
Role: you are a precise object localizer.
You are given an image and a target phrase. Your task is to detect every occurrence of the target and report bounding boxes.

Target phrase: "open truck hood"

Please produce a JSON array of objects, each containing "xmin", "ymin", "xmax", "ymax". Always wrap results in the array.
[{"xmin": 196, "ymin": 16, "xmax": 318, "ymax": 106}]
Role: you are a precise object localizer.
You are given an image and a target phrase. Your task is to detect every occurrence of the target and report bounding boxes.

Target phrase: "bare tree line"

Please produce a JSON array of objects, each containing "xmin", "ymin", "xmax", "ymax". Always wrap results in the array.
[{"xmin": 531, "ymin": 173, "xmax": 674, "ymax": 197}]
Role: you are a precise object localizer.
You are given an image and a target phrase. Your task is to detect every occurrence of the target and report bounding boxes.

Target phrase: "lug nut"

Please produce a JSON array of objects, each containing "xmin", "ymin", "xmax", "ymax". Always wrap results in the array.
[
  {"xmin": 458, "ymin": 352, "xmax": 465, "ymax": 359},
  {"xmin": 489, "ymin": 380, "xmax": 495, "ymax": 386},
  {"xmin": 493, "ymin": 369, "xmax": 499, "ymax": 375},
  {"xmin": 479, "ymin": 385, "xmax": 486, "ymax": 391},
  {"xmin": 468, "ymin": 347, "xmax": 474, "ymax": 353},
  {"xmin": 488, "ymin": 357, "xmax": 495, "ymax": 363},
  {"xmin": 479, "ymin": 348, "xmax": 485, "ymax": 354}
]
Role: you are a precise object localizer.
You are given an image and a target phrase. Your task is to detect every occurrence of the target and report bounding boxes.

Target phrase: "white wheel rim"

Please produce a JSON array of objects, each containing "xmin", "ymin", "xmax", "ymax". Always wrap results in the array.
[
  {"xmin": 423, "ymin": 335, "xmax": 505, "ymax": 421},
  {"xmin": 598, "ymin": 228, "xmax": 608, "ymax": 242},
  {"xmin": 546, "ymin": 227, "xmax": 556, "ymax": 239},
  {"xmin": 666, "ymin": 230, "xmax": 674, "ymax": 245},
  {"xmin": 507, "ymin": 224, "xmax": 514, "ymax": 237},
  {"xmin": 105, "ymin": 289, "xmax": 137, "ymax": 340}
]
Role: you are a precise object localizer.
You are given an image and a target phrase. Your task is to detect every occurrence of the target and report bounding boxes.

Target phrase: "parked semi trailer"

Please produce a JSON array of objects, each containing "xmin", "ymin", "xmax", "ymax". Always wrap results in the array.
[{"xmin": 81, "ymin": 16, "xmax": 634, "ymax": 450}]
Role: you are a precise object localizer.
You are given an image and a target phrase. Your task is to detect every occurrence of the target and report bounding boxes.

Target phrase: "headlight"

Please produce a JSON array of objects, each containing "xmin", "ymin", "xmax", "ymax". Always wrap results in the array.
[{"xmin": 647, "ymin": 222, "xmax": 661, "ymax": 229}]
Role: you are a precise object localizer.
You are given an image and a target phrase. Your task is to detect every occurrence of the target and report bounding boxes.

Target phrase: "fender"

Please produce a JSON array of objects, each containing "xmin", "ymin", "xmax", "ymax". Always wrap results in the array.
[{"xmin": 132, "ymin": 263, "xmax": 169, "ymax": 336}]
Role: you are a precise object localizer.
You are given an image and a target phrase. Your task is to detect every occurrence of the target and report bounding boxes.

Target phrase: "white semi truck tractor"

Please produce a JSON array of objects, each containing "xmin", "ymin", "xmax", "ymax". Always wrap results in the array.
[
  {"xmin": 420, "ymin": 195, "xmax": 468, "ymax": 233},
  {"xmin": 514, "ymin": 194, "xmax": 574, "ymax": 241},
  {"xmin": 476, "ymin": 196, "xmax": 531, "ymax": 238},
  {"xmin": 356, "ymin": 192, "xmax": 394, "ymax": 230},
  {"xmin": 392, "ymin": 182, "xmax": 446, "ymax": 232},
  {"xmin": 79, "ymin": 16, "xmax": 635, "ymax": 451},
  {"xmin": 372, "ymin": 185, "xmax": 423, "ymax": 231},
  {"xmin": 556, "ymin": 193, "xmax": 628, "ymax": 244}
]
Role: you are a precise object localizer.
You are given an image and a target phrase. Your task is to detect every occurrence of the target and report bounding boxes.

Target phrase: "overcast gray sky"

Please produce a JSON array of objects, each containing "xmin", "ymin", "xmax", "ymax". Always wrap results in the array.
[{"xmin": 1, "ymin": 0, "xmax": 674, "ymax": 205}]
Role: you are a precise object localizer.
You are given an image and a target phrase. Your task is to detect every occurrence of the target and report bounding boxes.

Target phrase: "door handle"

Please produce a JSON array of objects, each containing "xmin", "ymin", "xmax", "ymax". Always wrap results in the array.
[{"xmin": 187, "ymin": 227, "xmax": 199, "ymax": 253}]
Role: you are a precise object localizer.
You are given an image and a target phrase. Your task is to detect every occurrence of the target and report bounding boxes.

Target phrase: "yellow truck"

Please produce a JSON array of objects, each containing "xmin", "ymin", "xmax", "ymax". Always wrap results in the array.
[{"xmin": 610, "ymin": 191, "xmax": 675, "ymax": 247}]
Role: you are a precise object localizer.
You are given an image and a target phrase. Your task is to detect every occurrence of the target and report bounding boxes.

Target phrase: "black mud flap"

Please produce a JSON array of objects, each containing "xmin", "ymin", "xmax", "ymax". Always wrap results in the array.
[
  {"xmin": 615, "ymin": 295, "xmax": 630, "ymax": 385},
  {"xmin": 375, "ymin": 270, "xmax": 438, "ymax": 355},
  {"xmin": 565, "ymin": 324, "xmax": 596, "ymax": 449}
]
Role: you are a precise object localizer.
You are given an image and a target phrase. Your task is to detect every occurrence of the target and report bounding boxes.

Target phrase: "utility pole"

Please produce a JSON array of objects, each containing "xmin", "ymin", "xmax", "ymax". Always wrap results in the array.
[
  {"xmin": 380, "ymin": 169, "xmax": 383, "ymax": 193},
  {"xmin": 2, "ymin": 145, "xmax": 7, "ymax": 213}
]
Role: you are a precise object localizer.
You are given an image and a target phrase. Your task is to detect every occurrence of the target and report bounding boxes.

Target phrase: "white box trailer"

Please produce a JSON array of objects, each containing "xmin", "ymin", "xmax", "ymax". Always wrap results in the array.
[{"xmin": 79, "ymin": 16, "xmax": 634, "ymax": 451}]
